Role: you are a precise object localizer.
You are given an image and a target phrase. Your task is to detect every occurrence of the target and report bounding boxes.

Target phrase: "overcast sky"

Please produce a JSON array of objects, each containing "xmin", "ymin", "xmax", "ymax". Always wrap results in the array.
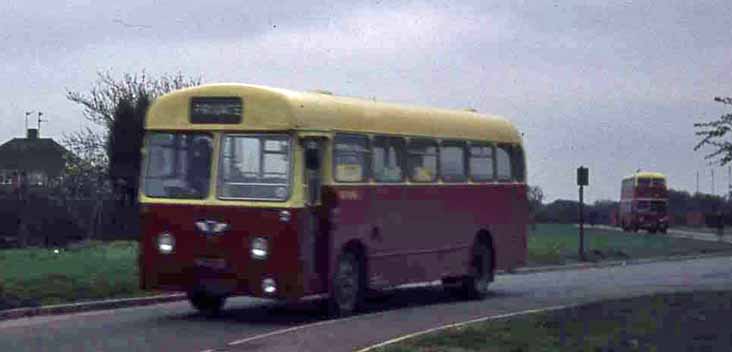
[{"xmin": 1, "ymin": 0, "xmax": 731, "ymax": 202}]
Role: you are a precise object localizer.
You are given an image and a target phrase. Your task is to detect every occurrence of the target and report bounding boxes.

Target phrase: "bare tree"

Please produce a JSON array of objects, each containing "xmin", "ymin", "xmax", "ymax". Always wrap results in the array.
[
  {"xmin": 66, "ymin": 71, "xmax": 202, "ymax": 204},
  {"xmin": 694, "ymin": 97, "xmax": 732, "ymax": 164},
  {"xmin": 527, "ymin": 185, "xmax": 544, "ymax": 229},
  {"xmin": 59, "ymin": 71, "xmax": 202, "ymax": 240}
]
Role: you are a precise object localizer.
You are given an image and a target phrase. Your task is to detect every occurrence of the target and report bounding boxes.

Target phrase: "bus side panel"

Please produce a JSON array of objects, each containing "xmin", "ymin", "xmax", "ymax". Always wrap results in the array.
[{"xmin": 323, "ymin": 183, "xmax": 528, "ymax": 291}]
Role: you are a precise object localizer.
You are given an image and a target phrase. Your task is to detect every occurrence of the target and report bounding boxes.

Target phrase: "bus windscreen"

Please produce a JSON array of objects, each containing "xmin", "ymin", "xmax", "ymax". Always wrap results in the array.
[{"xmin": 143, "ymin": 132, "xmax": 213, "ymax": 199}]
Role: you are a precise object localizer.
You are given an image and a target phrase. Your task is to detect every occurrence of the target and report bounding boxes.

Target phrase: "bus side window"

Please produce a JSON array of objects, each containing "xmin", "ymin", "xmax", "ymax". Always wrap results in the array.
[
  {"xmin": 469, "ymin": 143, "xmax": 494, "ymax": 182},
  {"xmin": 440, "ymin": 141, "xmax": 467, "ymax": 183},
  {"xmin": 511, "ymin": 145, "xmax": 525, "ymax": 182},
  {"xmin": 407, "ymin": 139, "xmax": 438, "ymax": 183},
  {"xmin": 496, "ymin": 145, "xmax": 512, "ymax": 181},
  {"xmin": 333, "ymin": 134, "xmax": 370, "ymax": 182},
  {"xmin": 372, "ymin": 136, "xmax": 406, "ymax": 183}
]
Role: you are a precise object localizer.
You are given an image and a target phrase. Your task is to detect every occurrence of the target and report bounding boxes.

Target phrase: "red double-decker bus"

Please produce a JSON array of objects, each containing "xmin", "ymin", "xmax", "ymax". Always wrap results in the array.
[
  {"xmin": 138, "ymin": 83, "xmax": 528, "ymax": 315},
  {"xmin": 619, "ymin": 172, "xmax": 668, "ymax": 233}
]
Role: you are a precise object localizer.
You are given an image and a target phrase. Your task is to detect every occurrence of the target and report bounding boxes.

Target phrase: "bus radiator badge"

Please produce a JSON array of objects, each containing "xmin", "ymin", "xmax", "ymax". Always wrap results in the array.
[{"xmin": 195, "ymin": 220, "xmax": 230, "ymax": 237}]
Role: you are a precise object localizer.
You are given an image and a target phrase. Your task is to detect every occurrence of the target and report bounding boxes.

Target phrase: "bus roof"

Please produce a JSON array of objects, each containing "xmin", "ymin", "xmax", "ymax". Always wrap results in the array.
[
  {"xmin": 623, "ymin": 172, "xmax": 666, "ymax": 180},
  {"xmin": 145, "ymin": 83, "xmax": 523, "ymax": 144}
]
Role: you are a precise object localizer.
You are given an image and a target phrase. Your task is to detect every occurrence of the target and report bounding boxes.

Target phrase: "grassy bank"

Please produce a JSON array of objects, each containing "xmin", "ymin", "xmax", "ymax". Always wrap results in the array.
[
  {"xmin": 527, "ymin": 223, "xmax": 732, "ymax": 266},
  {"xmin": 0, "ymin": 241, "xmax": 150, "ymax": 310},
  {"xmin": 376, "ymin": 290, "xmax": 732, "ymax": 351}
]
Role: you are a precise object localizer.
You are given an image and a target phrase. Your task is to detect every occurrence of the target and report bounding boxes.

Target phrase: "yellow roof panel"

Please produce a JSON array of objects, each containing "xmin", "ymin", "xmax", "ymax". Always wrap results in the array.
[
  {"xmin": 624, "ymin": 172, "xmax": 666, "ymax": 180},
  {"xmin": 145, "ymin": 83, "xmax": 523, "ymax": 144}
]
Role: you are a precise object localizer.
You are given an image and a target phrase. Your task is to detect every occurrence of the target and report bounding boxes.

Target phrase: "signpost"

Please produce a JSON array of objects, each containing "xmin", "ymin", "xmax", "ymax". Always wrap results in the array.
[{"xmin": 577, "ymin": 166, "xmax": 589, "ymax": 261}]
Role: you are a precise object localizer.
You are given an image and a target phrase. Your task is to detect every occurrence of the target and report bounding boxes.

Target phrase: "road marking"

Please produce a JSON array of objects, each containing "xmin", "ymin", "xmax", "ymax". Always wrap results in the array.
[
  {"xmin": 215, "ymin": 281, "xmax": 444, "ymax": 349},
  {"xmin": 224, "ymin": 312, "xmax": 372, "ymax": 347},
  {"xmin": 353, "ymin": 304, "xmax": 576, "ymax": 352}
]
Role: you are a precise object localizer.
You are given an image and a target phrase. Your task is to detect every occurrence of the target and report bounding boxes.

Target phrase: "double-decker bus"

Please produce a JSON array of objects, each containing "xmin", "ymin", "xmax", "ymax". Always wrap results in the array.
[
  {"xmin": 619, "ymin": 172, "xmax": 668, "ymax": 233},
  {"xmin": 138, "ymin": 83, "xmax": 528, "ymax": 316}
]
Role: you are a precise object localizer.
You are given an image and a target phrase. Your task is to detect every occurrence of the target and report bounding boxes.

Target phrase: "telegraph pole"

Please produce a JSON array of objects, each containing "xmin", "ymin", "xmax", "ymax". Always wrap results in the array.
[
  {"xmin": 712, "ymin": 168, "xmax": 716, "ymax": 196},
  {"xmin": 696, "ymin": 171, "xmax": 700, "ymax": 194}
]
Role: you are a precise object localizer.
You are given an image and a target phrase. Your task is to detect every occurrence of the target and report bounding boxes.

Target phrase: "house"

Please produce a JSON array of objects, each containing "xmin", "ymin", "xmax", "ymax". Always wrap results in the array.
[{"xmin": 0, "ymin": 128, "xmax": 71, "ymax": 193}]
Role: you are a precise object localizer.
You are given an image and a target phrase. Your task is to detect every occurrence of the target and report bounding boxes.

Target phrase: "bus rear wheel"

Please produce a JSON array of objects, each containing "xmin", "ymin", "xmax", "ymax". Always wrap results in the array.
[
  {"xmin": 188, "ymin": 290, "xmax": 226, "ymax": 316},
  {"xmin": 459, "ymin": 240, "xmax": 493, "ymax": 300},
  {"xmin": 328, "ymin": 251, "xmax": 364, "ymax": 317}
]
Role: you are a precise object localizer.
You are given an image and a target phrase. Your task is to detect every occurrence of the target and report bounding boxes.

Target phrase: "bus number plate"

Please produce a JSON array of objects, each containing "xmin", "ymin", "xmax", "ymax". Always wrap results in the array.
[{"xmin": 195, "ymin": 258, "xmax": 227, "ymax": 270}]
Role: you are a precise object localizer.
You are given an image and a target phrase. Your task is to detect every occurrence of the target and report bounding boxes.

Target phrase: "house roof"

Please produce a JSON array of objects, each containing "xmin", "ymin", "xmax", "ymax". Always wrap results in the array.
[{"xmin": 0, "ymin": 137, "xmax": 71, "ymax": 177}]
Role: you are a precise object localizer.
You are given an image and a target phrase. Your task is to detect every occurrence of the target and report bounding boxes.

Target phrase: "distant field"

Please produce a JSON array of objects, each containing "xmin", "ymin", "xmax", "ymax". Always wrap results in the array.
[
  {"xmin": 527, "ymin": 223, "xmax": 732, "ymax": 266},
  {"xmin": 0, "ymin": 241, "xmax": 151, "ymax": 310}
]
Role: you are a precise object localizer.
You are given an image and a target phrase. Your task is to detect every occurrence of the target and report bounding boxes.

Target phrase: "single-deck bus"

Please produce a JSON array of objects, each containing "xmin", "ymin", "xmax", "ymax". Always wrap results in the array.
[
  {"xmin": 138, "ymin": 83, "xmax": 528, "ymax": 315},
  {"xmin": 619, "ymin": 172, "xmax": 668, "ymax": 233}
]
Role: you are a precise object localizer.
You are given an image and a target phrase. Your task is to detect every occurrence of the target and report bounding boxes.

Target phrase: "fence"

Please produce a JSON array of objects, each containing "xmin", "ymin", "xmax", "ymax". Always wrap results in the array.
[{"xmin": 0, "ymin": 197, "xmax": 139, "ymax": 248}]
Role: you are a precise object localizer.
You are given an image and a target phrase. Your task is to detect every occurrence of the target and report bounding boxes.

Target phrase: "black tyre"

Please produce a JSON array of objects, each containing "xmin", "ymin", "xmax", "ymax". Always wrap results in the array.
[
  {"xmin": 660, "ymin": 227, "xmax": 668, "ymax": 234},
  {"xmin": 462, "ymin": 240, "xmax": 494, "ymax": 300},
  {"xmin": 188, "ymin": 290, "xmax": 226, "ymax": 316},
  {"xmin": 649, "ymin": 227, "xmax": 657, "ymax": 234},
  {"xmin": 328, "ymin": 251, "xmax": 363, "ymax": 316}
]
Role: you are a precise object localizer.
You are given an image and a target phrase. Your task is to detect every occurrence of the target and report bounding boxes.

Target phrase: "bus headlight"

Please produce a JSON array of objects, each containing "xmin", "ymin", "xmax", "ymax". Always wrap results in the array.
[
  {"xmin": 251, "ymin": 237, "xmax": 269, "ymax": 260},
  {"xmin": 157, "ymin": 233, "xmax": 175, "ymax": 254}
]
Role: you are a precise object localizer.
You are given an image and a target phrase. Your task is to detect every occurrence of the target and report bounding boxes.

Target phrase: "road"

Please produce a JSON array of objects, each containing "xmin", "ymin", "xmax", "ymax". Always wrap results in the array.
[{"xmin": 2, "ymin": 256, "xmax": 732, "ymax": 352}]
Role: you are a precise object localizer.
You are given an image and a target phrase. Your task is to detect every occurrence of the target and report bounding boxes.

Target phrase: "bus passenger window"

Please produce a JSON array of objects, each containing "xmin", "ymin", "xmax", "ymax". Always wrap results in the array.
[
  {"xmin": 372, "ymin": 136, "xmax": 406, "ymax": 183},
  {"xmin": 496, "ymin": 145, "xmax": 512, "ymax": 181},
  {"xmin": 440, "ymin": 143, "xmax": 467, "ymax": 182},
  {"xmin": 469, "ymin": 144, "xmax": 494, "ymax": 182},
  {"xmin": 407, "ymin": 139, "xmax": 438, "ymax": 182},
  {"xmin": 334, "ymin": 134, "xmax": 370, "ymax": 182},
  {"xmin": 511, "ymin": 146, "xmax": 525, "ymax": 182}
]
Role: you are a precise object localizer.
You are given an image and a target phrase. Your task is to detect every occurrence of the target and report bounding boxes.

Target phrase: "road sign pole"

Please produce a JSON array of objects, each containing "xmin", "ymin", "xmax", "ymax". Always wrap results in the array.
[
  {"xmin": 579, "ymin": 185, "xmax": 585, "ymax": 261},
  {"xmin": 577, "ymin": 166, "xmax": 589, "ymax": 262}
]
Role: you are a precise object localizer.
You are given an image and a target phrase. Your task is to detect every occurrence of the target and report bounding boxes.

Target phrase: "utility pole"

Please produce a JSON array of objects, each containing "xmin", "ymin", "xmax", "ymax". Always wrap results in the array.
[
  {"xmin": 727, "ymin": 165, "xmax": 732, "ymax": 200},
  {"xmin": 697, "ymin": 171, "xmax": 700, "ymax": 194},
  {"xmin": 712, "ymin": 168, "xmax": 716, "ymax": 196}
]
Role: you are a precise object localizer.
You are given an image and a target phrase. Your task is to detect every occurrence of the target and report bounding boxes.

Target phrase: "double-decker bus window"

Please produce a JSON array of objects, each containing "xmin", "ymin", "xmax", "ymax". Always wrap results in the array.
[
  {"xmin": 143, "ymin": 132, "xmax": 213, "ymax": 199},
  {"xmin": 652, "ymin": 178, "xmax": 665, "ymax": 187},
  {"xmin": 373, "ymin": 136, "xmax": 406, "ymax": 183},
  {"xmin": 637, "ymin": 201, "xmax": 650, "ymax": 211},
  {"xmin": 651, "ymin": 201, "xmax": 666, "ymax": 213},
  {"xmin": 218, "ymin": 134, "xmax": 291, "ymax": 200},
  {"xmin": 637, "ymin": 178, "xmax": 651, "ymax": 187},
  {"xmin": 334, "ymin": 134, "xmax": 370, "ymax": 182},
  {"xmin": 408, "ymin": 139, "xmax": 438, "ymax": 182},
  {"xmin": 440, "ymin": 142, "xmax": 467, "ymax": 182},
  {"xmin": 469, "ymin": 144, "xmax": 494, "ymax": 182},
  {"xmin": 496, "ymin": 145, "xmax": 512, "ymax": 181}
]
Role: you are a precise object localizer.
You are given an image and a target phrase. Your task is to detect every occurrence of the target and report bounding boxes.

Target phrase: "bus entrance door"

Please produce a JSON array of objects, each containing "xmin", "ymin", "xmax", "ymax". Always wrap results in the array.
[{"xmin": 302, "ymin": 137, "xmax": 328, "ymax": 293}]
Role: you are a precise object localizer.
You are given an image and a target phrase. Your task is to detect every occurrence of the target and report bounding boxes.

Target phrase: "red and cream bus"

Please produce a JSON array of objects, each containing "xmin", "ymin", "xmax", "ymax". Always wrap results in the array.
[
  {"xmin": 138, "ymin": 83, "xmax": 528, "ymax": 315},
  {"xmin": 619, "ymin": 172, "xmax": 668, "ymax": 233}
]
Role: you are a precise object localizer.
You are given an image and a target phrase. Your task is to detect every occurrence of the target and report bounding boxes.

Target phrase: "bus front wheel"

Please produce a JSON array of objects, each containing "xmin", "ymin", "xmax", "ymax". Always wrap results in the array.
[
  {"xmin": 188, "ymin": 290, "xmax": 226, "ymax": 316},
  {"xmin": 328, "ymin": 251, "xmax": 364, "ymax": 316}
]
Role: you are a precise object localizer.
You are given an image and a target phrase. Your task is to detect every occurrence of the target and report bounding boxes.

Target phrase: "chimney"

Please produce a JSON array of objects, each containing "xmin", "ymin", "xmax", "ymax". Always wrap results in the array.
[{"xmin": 27, "ymin": 128, "xmax": 38, "ymax": 139}]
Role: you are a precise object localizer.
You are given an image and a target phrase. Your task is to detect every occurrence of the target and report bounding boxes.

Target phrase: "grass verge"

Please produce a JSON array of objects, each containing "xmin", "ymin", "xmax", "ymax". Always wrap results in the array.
[
  {"xmin": 0, "ymin": 241, "xmax": 154, "ymax": 310},
  {"xmin": 527, "ymin": 223, "xmax": 732, "ymax": 266},
  {"xmin": 375, "ymin": 290, "xmax": 732, "ymax": 352}
]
